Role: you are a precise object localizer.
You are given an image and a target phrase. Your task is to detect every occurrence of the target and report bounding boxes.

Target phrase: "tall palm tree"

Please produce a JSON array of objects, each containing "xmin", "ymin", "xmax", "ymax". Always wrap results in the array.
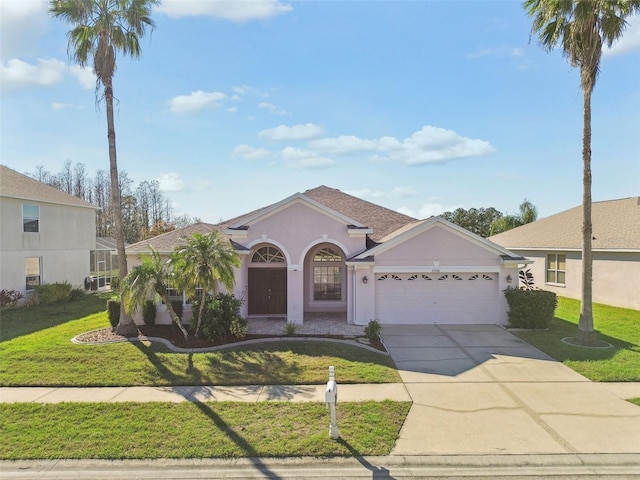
[
  {"xmin": 173, "ymin": 232, "xmax": 241, "ymax": 337},
  {"xmin": 120, "ymin": 248, "xmax": 190, "ymax": 341},
  {"xmin": 50, "ymin": 0, "xmax": 159, "ymax": 336},
  {"xmin": 524, "ymin": 0, "xmax": 639, "ymax": 343}
]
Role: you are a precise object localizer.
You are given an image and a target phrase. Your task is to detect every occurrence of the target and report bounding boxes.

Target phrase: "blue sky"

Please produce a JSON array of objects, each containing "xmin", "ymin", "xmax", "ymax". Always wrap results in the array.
[{"xmin": 1, "ymin": 0, "xmax": 639, "ymax": 224}]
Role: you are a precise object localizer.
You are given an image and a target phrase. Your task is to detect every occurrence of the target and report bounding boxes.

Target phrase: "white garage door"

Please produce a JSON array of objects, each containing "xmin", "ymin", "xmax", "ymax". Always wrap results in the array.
[{"xmin": 374, "ymin": 272, "xmax": 498, "ymax": 324}]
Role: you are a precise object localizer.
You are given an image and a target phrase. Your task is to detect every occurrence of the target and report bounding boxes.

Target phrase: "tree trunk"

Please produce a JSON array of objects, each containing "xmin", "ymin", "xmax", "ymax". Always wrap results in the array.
[
  {"xmin": 104, "ymin": 75, "xmax": 136, "ymax": 337},
  {"xmin": 576, "ymin": 80, "xmax": 595, "ymax": 343},
  {"xmin": 164, "ymin": 296, "xmax": 190, "ymax": 341}
]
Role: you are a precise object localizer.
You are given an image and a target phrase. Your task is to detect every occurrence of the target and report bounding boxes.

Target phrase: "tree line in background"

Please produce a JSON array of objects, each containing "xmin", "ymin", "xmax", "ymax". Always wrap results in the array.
[
  {"xmin": 28, "ymin": 161, "xmax": 200, "ymax": 244},
  {"xmin": 441, "ymin": 199, "xmax": 538, "ymax": 238}
]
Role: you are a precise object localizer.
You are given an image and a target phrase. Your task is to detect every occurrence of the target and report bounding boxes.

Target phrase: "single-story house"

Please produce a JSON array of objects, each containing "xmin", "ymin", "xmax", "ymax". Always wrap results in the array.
[
  {"xmin": 126, "ymin": 186, "xmax": 530, "ymax": 326},
  {"xmin": 0, "ymin": 165, "xmax": 98, "ymax": 298},
  {"xmin": 489, "ymin": 197, "xmax": 640, "ymax": 310}
]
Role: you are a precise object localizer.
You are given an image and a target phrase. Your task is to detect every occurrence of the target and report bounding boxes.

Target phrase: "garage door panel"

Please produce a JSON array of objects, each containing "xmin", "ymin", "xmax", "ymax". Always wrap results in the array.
[{"xmin": 375, "ymin": 273, "xmax": 497, "ymax": 324}]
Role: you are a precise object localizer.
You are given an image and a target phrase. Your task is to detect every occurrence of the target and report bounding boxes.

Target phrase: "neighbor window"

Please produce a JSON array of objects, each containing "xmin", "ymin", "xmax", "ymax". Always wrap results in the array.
[
  {"xmin": 546, "ymin": 253, "xmax": 566, "ymax": 284},
  {"xmin": 312, "ymin": 246, "xmax": 343, "ymax": 301},
  {"xmin": 25, "ymin": 257, "xmax": 42, "ymax": 290},
  {"xmin": 23, "ymin": 204, "xmax": 39, "ymax": 232}
]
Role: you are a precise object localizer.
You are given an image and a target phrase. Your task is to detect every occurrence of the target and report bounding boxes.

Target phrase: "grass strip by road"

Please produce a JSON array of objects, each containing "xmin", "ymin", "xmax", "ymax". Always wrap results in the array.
[
  {"xmin": 0, "ymin": 401, "xmax": 411, "ymax": 460},
  {"xmin": 511, "ymin": 297, "xmax": 640, "ymax": 382},
  {"xmin": 0, "ymin": 294, "xmax": 400, "ymax": 386}
]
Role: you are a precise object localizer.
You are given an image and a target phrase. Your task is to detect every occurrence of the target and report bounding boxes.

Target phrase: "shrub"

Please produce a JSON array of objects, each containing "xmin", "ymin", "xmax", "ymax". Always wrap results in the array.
[
  {"xmin": 284, "ymin": 321, "xmax": 297, "ymax": 336},
  {"xmin": 504, "ymin": 287, "xmax": 557, "ymax": 329},
  {"xmin": 193, "ymin": 293, "xmax": 245, "ymax": 341},
  {"xmin": 364, "ymin": 319, "xmax": 382, "ymax": 341},
  {"xmin": 69, "ymin": 286, "xmax": 86, "ymax": 301},
  {"xmin": 0, "ymin": 289, "xmax": 23, "ymax": 309},
  {"xmin": 33, "ymin": 282, "xmax": 73, "ymax": 305},
  {"xmin": 142, "ymin": 300, "xmax": 157, "ymax": 326},
  {"xmin": 519, "ymin": 269, "xmax": 536, "ymax": 290},
  {"xmin": 107, "ymin": 298, "xmax": 121, "ymax": 330},
  {"xmin": 109, "ymin": 275, "xmax": 120, "ymax": 292}
]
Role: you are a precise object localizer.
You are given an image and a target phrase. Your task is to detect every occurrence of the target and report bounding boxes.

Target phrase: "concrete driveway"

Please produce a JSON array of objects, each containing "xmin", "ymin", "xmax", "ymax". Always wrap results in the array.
[{"xmin": 381, "ymin": 324, "xmax": 640, "ymax": 456}]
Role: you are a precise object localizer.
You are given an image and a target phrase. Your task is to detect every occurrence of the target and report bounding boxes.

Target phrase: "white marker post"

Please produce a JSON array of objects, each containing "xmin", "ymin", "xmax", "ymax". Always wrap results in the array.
[{"xmin": 325, "ymin": 365, "xmax": 339, "ymax": 439}]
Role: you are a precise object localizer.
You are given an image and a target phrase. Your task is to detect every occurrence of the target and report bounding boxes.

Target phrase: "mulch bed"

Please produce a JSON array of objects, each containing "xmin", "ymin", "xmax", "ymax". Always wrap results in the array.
[{"xmin": 75, "ymin": 325, "xmax": 387, "ymax": 352}]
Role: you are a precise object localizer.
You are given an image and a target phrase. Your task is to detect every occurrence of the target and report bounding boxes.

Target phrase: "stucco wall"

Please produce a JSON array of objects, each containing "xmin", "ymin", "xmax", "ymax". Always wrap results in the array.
[
  {"xmin": 0, "ymin": 197, "xmax": 96, "ymax": 295},
  {"xmin": 515, "ymin": 249, "xmax": 640, "ymax": 310}
]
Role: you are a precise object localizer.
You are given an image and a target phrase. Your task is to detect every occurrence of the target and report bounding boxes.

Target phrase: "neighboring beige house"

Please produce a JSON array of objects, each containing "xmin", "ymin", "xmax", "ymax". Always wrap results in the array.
[
  {"xmin": 0, "ymin": 165, "xmax": 98, "ymax": 297},
  {"xmin": 489, "ymin": 197, "xmax": 640, "ymax": 310},
  {"xmin": 127, "ymin": 186, "xmax": 529, "ymax": 326}
]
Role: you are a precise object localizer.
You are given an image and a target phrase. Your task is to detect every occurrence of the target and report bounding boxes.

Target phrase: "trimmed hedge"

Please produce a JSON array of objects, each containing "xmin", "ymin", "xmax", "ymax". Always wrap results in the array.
[
  {"xmin": 107, "ymin": 298, "xmax": 121, "ymax": 329},
  {"xmin": 142, "ymin": 300, "xmax": 157, "ymax": 326},
  {"xmin": 504, "ymin": 288, "xmax": 557, "ymax": 329}
]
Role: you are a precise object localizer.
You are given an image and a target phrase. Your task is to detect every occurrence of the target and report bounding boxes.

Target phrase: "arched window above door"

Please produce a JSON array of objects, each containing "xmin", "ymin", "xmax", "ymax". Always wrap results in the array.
[
  {"xmin": 251, "ymin": 245, "xmax": 285, "ymax": 263},
  {"xmin": 313, "ymin": 246, "xmax": 342, "ymax": 262}
]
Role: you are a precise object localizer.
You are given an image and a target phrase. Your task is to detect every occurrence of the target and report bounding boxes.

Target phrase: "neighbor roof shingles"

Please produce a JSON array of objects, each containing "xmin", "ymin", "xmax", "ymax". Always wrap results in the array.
[
  {"xmin": 1, "ymin": 165, "xmax": 98, "ymax": 209},
  {"xmin": 488, "ymin": 197, "xmax": 640, "ymax": 250}
]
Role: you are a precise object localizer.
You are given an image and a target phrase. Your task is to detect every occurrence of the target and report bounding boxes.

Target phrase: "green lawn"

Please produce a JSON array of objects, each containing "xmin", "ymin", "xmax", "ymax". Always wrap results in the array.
[
  {"xmin": 511, "ymin": 297, "xmax": 640, "ymax": 382},
  {"xmin": 0, "ymin": 294, "xmax": 401, "ymax": 386},
  {"xmin": 0, "ymin": 400, "xmax": 412, "ymax": 460}
]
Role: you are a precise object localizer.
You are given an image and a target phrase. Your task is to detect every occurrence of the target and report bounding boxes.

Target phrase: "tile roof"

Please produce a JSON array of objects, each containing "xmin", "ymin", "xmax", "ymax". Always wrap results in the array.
[
  {"xmin": 127, "ymin": 186, "xmax": 418, "ymax": 254},
  {"xmin": 489, "ymin": 197, "xmax": 640, "ymax": 251},
  {"xmin": 0, "ymin": 165, "xmax": 98, "ymax": 209},
  {"xmin": 126, "ymin": 222, "xmax": 217, "ymax": 254}
]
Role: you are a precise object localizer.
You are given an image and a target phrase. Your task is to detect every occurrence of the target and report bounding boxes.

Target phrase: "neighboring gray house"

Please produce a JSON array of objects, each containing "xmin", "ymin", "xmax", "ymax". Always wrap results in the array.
[
  {"xmin": 0, "ymin": 165, "xmax": 98, "ymax": 297},
  {"xmin": 489, "ymin": 197, "xmax": 640, "ymax": 310}
]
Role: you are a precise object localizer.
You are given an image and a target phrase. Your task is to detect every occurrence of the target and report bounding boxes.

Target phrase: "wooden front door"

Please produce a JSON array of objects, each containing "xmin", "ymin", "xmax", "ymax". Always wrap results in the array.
[{"xmin": 248, "ymin": 268, "xmax": 287, "ymax": 315}]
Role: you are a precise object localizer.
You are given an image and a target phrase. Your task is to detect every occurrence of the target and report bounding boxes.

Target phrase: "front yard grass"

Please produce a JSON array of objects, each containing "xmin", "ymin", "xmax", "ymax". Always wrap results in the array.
[
  {"xmin": 0, "ymin": 400, "xmax": 411, "ymax": 460},
  {"xmin": 0, "ymin": 294, "xmax": 400, "ymax": 386},
  {"xmin": 511, "ymin": 297, "xmax": 640, "ymax": 382}
]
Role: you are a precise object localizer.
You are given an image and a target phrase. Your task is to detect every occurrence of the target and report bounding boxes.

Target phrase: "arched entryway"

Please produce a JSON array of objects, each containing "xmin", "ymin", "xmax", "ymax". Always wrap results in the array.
[
  {"xmin": 304, "ymin": 243, "xmax": 347, "ymax": 314},
  {"xmin": 248, "ymin": 245, "xmax": 287, "ymax": 316}
]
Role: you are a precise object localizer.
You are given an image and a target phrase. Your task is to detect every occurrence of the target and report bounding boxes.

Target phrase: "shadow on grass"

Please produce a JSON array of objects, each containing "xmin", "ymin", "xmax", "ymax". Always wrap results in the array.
[
  {"xmin": 203, "ymin": 348, "xmax": 303, "ymax": 385},
  {"xmin": 191, "ymin": 401, "xmax": 284, "ymax": 480},
  {"xmin": 0, "ymin": 293, "xmax": 108, "ymax": 342},
  {"xmin": 514, "ymin": 316, "xmax": 638, "ymax": 362},
  {"xmin": 337, "ymin": 438, "xmax": 395, "ymax": 479}
]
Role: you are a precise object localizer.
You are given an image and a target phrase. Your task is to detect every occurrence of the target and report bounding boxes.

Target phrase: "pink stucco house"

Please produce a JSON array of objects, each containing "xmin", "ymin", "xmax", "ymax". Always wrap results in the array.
[{"xmin": 126, "ymin": 186, "xmax": 529, "ymax": 326}]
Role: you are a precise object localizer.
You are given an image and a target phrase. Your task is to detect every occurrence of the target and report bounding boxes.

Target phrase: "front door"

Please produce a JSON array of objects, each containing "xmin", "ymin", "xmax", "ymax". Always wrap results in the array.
[{"xmin": 248, "ymin": 268, "xmax": 287, "ymax": 315}]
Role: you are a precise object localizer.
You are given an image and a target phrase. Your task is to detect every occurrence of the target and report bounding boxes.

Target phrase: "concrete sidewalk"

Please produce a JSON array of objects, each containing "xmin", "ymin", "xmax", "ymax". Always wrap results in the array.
[{"xmin": 0, "ymin": 383, "xmax": 410, "ymax": 404}]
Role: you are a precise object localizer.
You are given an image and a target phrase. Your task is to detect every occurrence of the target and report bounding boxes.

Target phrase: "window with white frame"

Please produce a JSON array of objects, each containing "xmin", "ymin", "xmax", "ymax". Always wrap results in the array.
[
  {"xmin": 23, "ymin": 204, "xmax": 39, "ymax": 232},
  {"xmin": 312, "ymin": 246, "xmax": 343, "ymax": 301},
  {"xmin": 546, "ymin": 253, "xmax": 566, "ymax": 284},
  {"xmin": 25, "ymin": 257, "xmax": 42, "ymax": 290}
]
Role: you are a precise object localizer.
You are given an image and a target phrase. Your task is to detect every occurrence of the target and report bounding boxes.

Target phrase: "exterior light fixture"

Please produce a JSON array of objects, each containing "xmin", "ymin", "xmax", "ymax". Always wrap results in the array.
[
  {"xmin": 506, "ymin": 274, "xmax": 512, "ymax": 284},
  {"xmin": 362, "ymin": 276, "xmax": 368, "ymax": 284}
]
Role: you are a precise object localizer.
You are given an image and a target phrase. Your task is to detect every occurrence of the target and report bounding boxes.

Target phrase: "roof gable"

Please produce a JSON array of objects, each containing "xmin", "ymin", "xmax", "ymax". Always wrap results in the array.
[
  {"xmin": 489, "ymin": 197, "xmax": 640, "ymax": 251},
  {"xmin": 126, "ymin": 222, "xmax": 217, "ymax": 254},
  {"xmin": 225, "ymin": 192, "xmax": 367, "ymax": 231},
  {"xmin": 356, "ymin": 216, "xmax": 523, "ymax": 260},
  {"xmin": 0, "ymin": 165, "xmax": 98, "ymax": 210}
]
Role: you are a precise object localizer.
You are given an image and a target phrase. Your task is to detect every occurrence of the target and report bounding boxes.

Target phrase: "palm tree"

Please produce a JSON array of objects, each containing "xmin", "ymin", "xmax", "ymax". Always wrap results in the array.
[
  {"xmin": 120, "ymin": 248, "xmax": 190, "ymax": 341},
  {"xmin": 173, "ymin": 232, "xmax": 241, "ymax": 337},
  {"xmin": 524, "ymin": 0, "xmax": 639, "ymax": 343},
  {"xmin": 489, "ymin": 199, "xmax": 538, "ymax": 235},
  {"xmin": 50, "ymin": 0, "xmax": 159, "ymax": 337}
]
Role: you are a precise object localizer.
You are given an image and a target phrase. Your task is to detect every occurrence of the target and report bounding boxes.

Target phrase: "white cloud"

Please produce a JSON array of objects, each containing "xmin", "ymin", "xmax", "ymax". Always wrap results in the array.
[
  {"xmin": 69, "ymin": 65, "xmax": 96, "ymax": 89},
  {"xmin": 280, "ymin": 147, "xmax": 335, "ymax": 169},
  {"xmin": 0, "ymin": 58, "xmax": 66, "ymax": 91},
  {"xmin": 0, "ymin": 0, "xmax": 49, "ymax": 59},
  {"xmin": 168, "ymin": 90, "xmax": 227, "ymax": 113},
  {"xmin": 52, "ymin": 102, "xmax": 83, "ymax": 110},
  {"xmin": 311, "ymin": 125, "xmax": 493, "ymax": 165},
  {"xmin": 374, "ymin": 126, "xmax": 494, "ymax": 165},
  {"xmin": 259, "ymin": 101, "xmax": 287, "ymax": 116},
  {"xmin": 157, "ymin": 172, "xmax": 185, "ymax": 192},
  {"xmin": 397, "ymin": 202, "xmax": 460, "ymax": 219},
  {"xmin": 232, "ymin": 144, "xmax": 272, "ymax": 160},
  {"xmin": 348, "ymin": 187, "xmax": 418, "ymax": 201},
  {"xmin": 259, "ymin": 123, "xmax": 325, "ymax": 141},
  {"xmin": 157, "ymin": 0, "xmax": 292, "ymax": 22},
  {"xmin": 233, "ymin": 84, "xmax": 270, "ymax": 97},
  {"xmin": 605, "ymin": 15, "xmax": 640, "ymax": 57},
  {"xmin": 309, "ymin": 135, "xmax": 378, "ymax": 153}
]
